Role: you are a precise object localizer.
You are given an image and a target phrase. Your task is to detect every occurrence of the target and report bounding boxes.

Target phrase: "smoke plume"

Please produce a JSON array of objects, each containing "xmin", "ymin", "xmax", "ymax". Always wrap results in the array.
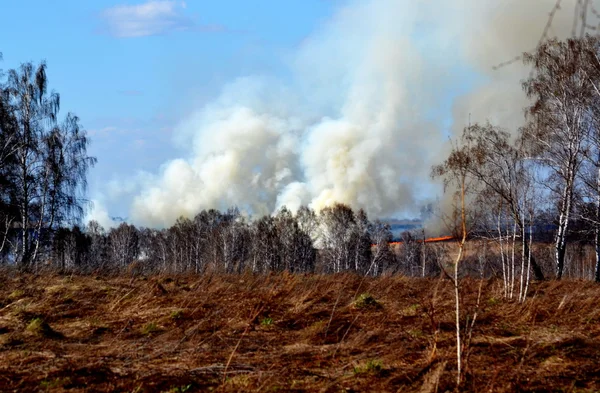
[{"xmin": 127, "ymin": 0, "xmax": 581, "ymax": 228}]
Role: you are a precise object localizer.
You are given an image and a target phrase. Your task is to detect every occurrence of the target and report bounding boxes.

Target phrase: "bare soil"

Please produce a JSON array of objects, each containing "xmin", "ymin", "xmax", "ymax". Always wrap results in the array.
[{"xmin": 1, "ymin": 271, "xmax": 599, "ymax": 392}]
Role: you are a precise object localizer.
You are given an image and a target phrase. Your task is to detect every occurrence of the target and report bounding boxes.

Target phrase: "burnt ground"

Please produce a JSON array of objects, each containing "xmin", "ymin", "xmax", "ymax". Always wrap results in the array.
[{"xmin": 0, "ymin": 271, "xmax": 599, "ymax": 392}]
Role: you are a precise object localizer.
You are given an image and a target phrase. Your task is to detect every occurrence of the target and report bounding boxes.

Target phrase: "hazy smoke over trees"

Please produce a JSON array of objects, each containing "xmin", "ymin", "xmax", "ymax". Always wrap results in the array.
[{"xmin": 125, "ymin": 0, "xmax": 582, "ymax": 227}]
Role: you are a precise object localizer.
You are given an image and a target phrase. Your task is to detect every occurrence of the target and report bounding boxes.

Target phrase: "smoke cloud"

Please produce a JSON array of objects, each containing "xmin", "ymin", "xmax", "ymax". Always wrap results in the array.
[
  {"xmin": 127, "ymin": 0, "xmax": 582, "ymax": 228},
  {"xmin": 86, "ymin": 200, "xmax": 119, "ymax": 230}
]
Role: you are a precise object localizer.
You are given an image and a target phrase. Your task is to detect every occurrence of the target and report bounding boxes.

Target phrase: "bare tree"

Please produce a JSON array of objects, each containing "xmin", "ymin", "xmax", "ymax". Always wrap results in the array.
[
  {"xmin": 5, "ymin": 62, "xmax": 59, "ymax": 266},
  {"xmin": 137, "ymin": 227, "xmax": 166, "ymax": 273},
  {"xmin": 108, "ymin": 223, "xmax": 139, "ymax": 269},
  {"xmin": 51, "ymin": 225, "xmax": 90, "ymax": 272},
  {"xmin": 561, "ymin": 36, "xmax": 600, "ymax": 282},
  {"xmin": 432, "ymin": 134, "xmax": 475, "ymax": 387},
  {"xmin": 369, "ymin": 219, "xmax": 395, "ymax": 276},
  {"xmin": 4, "ymin": 62, "xmax": 94, "ymax": 267},
  {"xmin": 319, "ymin": 204, "xmax": 360, "ymax": 273},
  {"xmin": 84, "ymin": 220, "xmax": 109, "ymax": 272},
  {"xmin": 0, "ymin": 71, "xmax": 17, "ymax": 260},
  {"xmin": 448, "ymin": 123, "xmax": 546, "ymax": 281},
  {"xmin": 521, "ymin": 37, "xmax": 597, "ymax": 279},
  {"xmin": 275, "ymin": 206, "xmax": 316, "ymax": 273},
  {"xmin": 217, "ymin": 207, "xmax": 251, "ymax": 273},
  {"xmin": 252, "ymin": 215, "xmax": 281, "ymax": 272}
]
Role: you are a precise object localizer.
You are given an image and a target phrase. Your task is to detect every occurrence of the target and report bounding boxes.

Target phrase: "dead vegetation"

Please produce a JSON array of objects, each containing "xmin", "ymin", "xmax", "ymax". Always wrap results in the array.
[{"xmin": 0, "ymin": 271, "xmax": 599, "ymax": 392}]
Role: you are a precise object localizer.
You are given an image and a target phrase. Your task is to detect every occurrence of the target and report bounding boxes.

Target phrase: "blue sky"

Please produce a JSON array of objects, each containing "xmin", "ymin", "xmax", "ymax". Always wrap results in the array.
[{"xmin": 0, "ymin": 0, "xmax": 339, "ymax": 219}]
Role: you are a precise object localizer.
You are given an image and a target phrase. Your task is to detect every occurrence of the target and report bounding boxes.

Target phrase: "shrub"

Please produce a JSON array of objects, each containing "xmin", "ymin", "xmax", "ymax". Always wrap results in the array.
[{"xmin": 354, "ymin": 293, "xmax": 380, "ymax": 309}]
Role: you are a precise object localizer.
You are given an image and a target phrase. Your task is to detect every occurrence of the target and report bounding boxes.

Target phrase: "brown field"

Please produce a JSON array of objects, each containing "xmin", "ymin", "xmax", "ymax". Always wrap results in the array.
[{"xmin": 1, "ymin": 272, "xmax": 599, "ymax": 392}]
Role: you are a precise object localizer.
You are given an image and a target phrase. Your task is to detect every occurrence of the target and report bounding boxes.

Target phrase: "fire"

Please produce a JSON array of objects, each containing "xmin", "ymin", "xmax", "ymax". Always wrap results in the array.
[
  {"xmin": 422, "ymin": 235, "xmax": 454, "ymax": 243},
  {"xmin": 379, "ymin": 235, "xmax": 454, "ymax": 247}
]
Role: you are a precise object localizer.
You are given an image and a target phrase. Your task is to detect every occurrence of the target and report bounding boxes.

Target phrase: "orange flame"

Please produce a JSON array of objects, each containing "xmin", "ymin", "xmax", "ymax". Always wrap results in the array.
[
  {"xmin": 422, "ymin": 235, "xmax": 454, "ymax": 243},
  {"xmin": 378, "ymin": 235, "xmax": 454, "ymax": 247}
]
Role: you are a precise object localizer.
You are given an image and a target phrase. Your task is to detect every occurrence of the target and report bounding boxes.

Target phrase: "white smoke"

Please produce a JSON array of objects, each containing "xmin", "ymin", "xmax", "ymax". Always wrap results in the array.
[
  {"xmin": 85, "ymin": 200, "xmax": 119, "ymax": 230},
  {"xmin": 128, "ymin": 0, "xmax": 584, "ymax": 227},
  {"xmin": 449, "ymin": 0, "xmax": 576, "ymax": 133}
]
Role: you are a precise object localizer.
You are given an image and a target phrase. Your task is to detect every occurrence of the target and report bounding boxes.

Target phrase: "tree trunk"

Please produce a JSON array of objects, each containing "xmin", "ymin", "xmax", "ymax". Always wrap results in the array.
[
  {"xmin": 421, "ymin": 229, "xmax": 426, "ymax": 277},
  {"xmin": 555, "ymin": 179, "xmax": 573, "ymax": 279},
  {"xmin": 0, "ymin": 216, "xmax": 12, "ymax": 258},
  {"xmin": 32, "ymin": 167, "xmax": 50, "ymax": 264},
  {"xmin": 20, "ymin": 154, "xmax": 29, "ymax": 268},
  {"xmin": 595, "ymin": 166, "xmax": 600, "ymax": 282},
  {"xmin": 454, "ymin": 173, "xmax": 468, "ymax": 387},
  {"xmin": 510, "ymin": 204, "xmax": 545, "ymax": 281},
  {"xmin": 524, "ymin": 241, "xmax": 545, "ymax": 281}
]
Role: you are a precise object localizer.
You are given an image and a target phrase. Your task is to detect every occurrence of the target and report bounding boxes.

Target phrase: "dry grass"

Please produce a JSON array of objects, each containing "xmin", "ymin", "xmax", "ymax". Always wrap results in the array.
[{"xmin": 0, "ymin": 271, "xmax": 599, "ymax": 392}]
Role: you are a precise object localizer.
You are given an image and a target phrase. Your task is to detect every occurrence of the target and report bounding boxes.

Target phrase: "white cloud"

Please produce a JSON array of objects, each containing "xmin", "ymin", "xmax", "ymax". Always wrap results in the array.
[{"xmin": 99, "ymin": 1, "xmax": 195, "ymax": 38}]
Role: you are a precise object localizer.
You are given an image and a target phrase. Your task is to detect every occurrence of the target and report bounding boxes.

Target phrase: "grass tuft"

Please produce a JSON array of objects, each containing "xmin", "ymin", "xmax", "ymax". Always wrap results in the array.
[
  {"xmin": 353, "ymin": 359, "xmax": 386, "ymax": 376},
  {"xmin": 354, "ymin": 293, "xmax": 380, "ymax": 309},
  {"xmin": 40, "ymin": 377, "xmax": 71, "ymax": 389},
  {"xmin": 25, "ymin": 318, "xmax": 60, "ymax": 338},
  {"xmin": 8, "ymin": 290, "xmax": 25, "ymax": 300},
  {"xmin": 162, "ymin": 384, "xmax": 192, "ymax": 393},
  {"xmin": 141, "ymin": 322, "xmax": 161, "ymax": 335}
]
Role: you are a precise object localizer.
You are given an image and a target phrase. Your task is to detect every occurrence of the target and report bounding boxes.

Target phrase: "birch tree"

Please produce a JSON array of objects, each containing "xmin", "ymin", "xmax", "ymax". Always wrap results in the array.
[
  {"xmin": 4, "ymin": 62, "xmax": 95, "ymax": 267},
  {"xmin": 448, "ymin": 123, "xmax": 545, "ymax": 281},
  {"xmin": 274, "ymin": 207, "xmax": 316, "ymax": 273},
  {"xmin": 108, "ymin": 223, "xmax": 139, "ymax": 269},
  {"xmin": 0, "ymin": 59, "xmax": 17, "ymax": 260},
  {"xmin": 521, "ymin": 38, "xmax": 595, "ymax": 279},
  {"xmin": 431, "ymin": 136, "xmax": 472, "ymax": 387}
]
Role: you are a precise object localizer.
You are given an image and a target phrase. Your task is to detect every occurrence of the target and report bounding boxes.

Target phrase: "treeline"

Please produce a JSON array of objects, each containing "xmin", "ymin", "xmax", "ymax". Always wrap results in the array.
[{"xmin": 47, "ymin": 204, "xmax": 445, "ymax": 276}]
